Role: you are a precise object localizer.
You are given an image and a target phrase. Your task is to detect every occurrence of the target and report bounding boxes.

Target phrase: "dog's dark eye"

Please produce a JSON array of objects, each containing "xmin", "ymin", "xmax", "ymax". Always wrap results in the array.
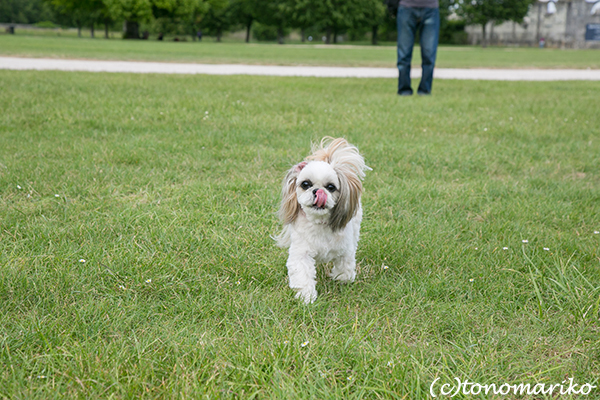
[
  {"xmin": 326, "ymin": 184, "xmax": 337, "ymax": 192},
  {"xmin": 300, "ymin": 180, "xmax": 312, "ymax": 190}
]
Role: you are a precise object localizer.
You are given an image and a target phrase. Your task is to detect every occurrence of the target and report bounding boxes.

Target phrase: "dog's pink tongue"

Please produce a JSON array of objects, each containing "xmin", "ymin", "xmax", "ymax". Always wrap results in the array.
[{"xmin": 314, "ymin": 189, "xmax": 327, "ymax": 208}]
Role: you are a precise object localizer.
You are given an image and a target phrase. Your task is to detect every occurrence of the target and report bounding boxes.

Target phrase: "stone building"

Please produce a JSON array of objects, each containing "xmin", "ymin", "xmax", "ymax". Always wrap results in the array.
[{"xmin": 465, "ymin": 0, "xmax": 600, "ymax": 48}]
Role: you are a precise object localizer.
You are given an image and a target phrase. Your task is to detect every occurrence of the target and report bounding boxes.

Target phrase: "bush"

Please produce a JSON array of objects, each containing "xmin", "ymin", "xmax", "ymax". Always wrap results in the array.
[
  {"xmin": 440, "ymin": 19, "xmax": 466, "ymax": 44},
  {"xmin": 34, "ymin": 21, "xmax": 58, "ymax": 28},
  {"xmin": 252, "ymin": 22, "xmax": 288, "ymax": 42}
]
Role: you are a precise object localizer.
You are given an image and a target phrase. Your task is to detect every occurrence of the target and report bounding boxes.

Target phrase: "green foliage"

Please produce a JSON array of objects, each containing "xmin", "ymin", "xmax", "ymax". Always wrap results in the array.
[
  {"xmin": 103, "ymin": 0, "xmax": 153, "ymax": 23},
  {"xmin": 201, "ymin": 0, "xmax": 230, "ymax": 40},
  {"xmin": 439, "ymin": 19, "xmax": 467, "ymax": 45},
  {"xmin": 33, "ymin": 20, "xmax": 59, "ymax": 27},
  {"xmin": 151, "ymin": 0, "xmax": 209, "ymax": 35},
  {"xmin": 0, "ymin": 0, "xmax": 55, "ymax": 24},
  {"xmin": 252, "ymin": 21, "xmax": 290, "ymax": 41},
  {"xmin": 253, "ymin": 0, "xmax": 295, "ymax": 43},
  {"xmin": 453, "ymin": 0, "xmax": 536, "ymax": 46},
  {"xmin": 455, "ymin": 0, "xmax": 535, "ymax": 26},
  {"xmin": 252, "ymin": 21, "xmax": 278, "ymax": 41}
]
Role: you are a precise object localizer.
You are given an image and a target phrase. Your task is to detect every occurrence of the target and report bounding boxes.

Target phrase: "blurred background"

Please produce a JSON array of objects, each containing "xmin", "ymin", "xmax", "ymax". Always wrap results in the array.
[{"xmin": 0, "ymin": 0, "xmax": 598, "ymax": 48}]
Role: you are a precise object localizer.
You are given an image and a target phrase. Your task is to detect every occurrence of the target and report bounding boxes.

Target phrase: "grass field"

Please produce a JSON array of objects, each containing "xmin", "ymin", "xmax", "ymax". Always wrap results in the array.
[
  {"xmin": 2, "ymin": 34, "xmax": 600, "ymax": 69},
  {"xmin": 1, "ymin": 69, "xmax": 599, "ymax": 398}
]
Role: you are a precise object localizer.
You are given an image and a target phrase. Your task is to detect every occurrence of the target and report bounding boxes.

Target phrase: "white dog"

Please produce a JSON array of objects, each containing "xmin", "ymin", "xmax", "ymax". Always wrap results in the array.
[{"xmin": 276, "ymin": 137, "xmax": 370, "ymax": 303}]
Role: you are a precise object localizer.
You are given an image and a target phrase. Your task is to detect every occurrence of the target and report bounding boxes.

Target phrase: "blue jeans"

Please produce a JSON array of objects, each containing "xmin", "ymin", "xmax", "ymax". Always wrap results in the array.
[{"xmin": 397, "ymin": 6, "xmax": 440, "ymax": 95}]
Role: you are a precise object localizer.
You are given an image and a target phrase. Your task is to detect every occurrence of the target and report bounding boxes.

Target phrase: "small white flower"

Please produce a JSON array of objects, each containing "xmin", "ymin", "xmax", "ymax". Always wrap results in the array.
[
  {"xmin": 484, "ymin": 128, "xmax": 488, "ymax": 131},
  {"xmin": 387, "ymin": 361, "xmax": 394, "ymax": 367},
  {"xmin": 160, "ymin": 112, "xmax": 163, "ymax": 115},
  {"xmin": 79, "ymin": 259, "xmax": 86, "ymax": 263},
  {"xmin": 54, "ymin": 194, "xmax": 60, "ymax": 197},
  {"xmin": 347, "ymin": 376, "xmax": 353, "ymax": 381},
  {"xmin": 37, "ymin": 375, "xmax": 47, "ymax": 379},
  {"xmin": 130, "ymin": 117, "xmax": 134, "ymax": 120},
  {"xmin": 594, "ymin": 231, "xmax": 599, "ymax": 235},
  {"xmin": 475, "ymin": 247, "xmax": 478, "ymax": 250},
  {"xmin": 301, "ymin": 341, "xmax": 309, "ymax": 347},
  {"xmin": 503, "ymin": 247, "xmax": 508, "ymax": 250},
  {"xmin": 509, "ymin": 117, "xmax": 513, "ymax": 121},
  {"xmin": 382, "ymin": 265, "xmax": 389, "ymax": 270},
  {"xmin": 283, "ymin": 340, "xmax": 289, "ymax": 345},
  {"xmin": 205, "ymin": 111, "xmax": 209, "ymax": 114},
  {"xmin": 118, "ymin": 285, "xmax": 126, "ymax": 290},
  {"xmin": 543, "ymin": 248, "xmax": 550, "ymax": 251},
  {"xmin": 522, "ymin": 240, "xmax": 528, "ymax": 243},
  {"xmin": 236, "ymin": 280, "xmax": 241, "ymax": 285},
  {"xmin": 145, "ymin": 279, "xmax": 152, "ymax": 284},
  {"xmin": 319, "ymin": 370, "xmax": 326, "ymax": 378},
  {"xmin": 469, "ymin": 278, "xmax": 474, "ymax": 282},
  {"xmin": 17, "ymin": 185, "xmax": 22, "ymax": 189}
]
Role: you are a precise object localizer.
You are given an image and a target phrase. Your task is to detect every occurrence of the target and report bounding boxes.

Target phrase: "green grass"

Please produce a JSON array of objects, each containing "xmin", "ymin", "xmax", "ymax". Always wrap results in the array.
[
  {"xmin": 2, "ymin": 34, "xmax": 600, "ymax": 69},
  {"xmin": 1, "ymin": 70, "xmax": 599, "ymax": 399}
]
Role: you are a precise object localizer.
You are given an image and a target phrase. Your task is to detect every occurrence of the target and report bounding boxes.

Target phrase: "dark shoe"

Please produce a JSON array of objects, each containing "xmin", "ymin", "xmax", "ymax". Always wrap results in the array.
[
  {"xmin": 398, "ymin": 91, "xmax": 413, "ymax": 96},
  {"xmin": 417, "ymin": 91, "xmax": 431, "ymax": 96}
]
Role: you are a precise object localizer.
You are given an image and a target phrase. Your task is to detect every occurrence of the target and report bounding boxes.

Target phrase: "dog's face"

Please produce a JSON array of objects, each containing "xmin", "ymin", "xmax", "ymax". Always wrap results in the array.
[{"xmin": 295, "ymin": 161, "xmax": 340, "ymax": 218}]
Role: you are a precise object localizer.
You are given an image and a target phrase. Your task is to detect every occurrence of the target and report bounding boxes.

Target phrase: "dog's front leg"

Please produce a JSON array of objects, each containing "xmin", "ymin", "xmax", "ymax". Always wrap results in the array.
[
  {"xmin": 329, "ymin": 255, "xmax": 356, "ymax": 283},
  {"xmin": 286, "ymin": 248, "xmax": 318, "ymax": 304}
]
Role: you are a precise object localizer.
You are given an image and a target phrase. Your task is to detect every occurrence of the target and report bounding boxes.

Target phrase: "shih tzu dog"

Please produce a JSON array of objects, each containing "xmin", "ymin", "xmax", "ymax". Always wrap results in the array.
[{"xmin": 276, "ymin": 137, "xmax": 370, "ymax": 303}]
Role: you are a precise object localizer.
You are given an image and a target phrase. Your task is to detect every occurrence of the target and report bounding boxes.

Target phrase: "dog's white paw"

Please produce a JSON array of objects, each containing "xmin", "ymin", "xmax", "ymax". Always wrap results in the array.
[
  {"xmin": 329, "ymin": 268, "xmax": 356, "ymax": 283},
  {"xmin": 294, "ymin": 286, "xmax": 318, "ymax": 304}
]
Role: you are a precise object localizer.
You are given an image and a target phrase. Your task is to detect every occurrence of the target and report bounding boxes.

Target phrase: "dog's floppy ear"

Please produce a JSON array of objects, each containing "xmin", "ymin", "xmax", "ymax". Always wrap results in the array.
[
  {"xmin": 329, "ymin": 165, "xmax": 363, "ymax": 231},
  {"xmin": 278, "ymin": 162, "xmax": 307, "ymax": 225}
]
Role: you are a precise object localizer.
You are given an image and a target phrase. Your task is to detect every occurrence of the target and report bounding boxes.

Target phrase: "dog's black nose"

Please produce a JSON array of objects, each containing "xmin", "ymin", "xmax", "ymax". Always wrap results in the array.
[{"xmin": 312, "ymin": 188, "xmax": 319, "ymax": 195}]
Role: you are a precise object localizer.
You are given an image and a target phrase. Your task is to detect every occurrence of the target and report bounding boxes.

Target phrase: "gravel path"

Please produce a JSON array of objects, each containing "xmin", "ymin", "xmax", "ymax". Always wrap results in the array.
[{"xmin": 1, "ymin": 56, "xmax": 600, "ymax": 81}]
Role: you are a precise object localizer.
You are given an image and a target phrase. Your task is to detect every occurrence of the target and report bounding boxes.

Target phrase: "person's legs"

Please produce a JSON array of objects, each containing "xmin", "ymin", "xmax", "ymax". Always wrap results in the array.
[
  {"xmin": 397, "ymin": 6, "xmax": 418, "ymax": 95},
  {"xmin": 417, "ymin": 7, "xmax": 440, "ymax": 95}
]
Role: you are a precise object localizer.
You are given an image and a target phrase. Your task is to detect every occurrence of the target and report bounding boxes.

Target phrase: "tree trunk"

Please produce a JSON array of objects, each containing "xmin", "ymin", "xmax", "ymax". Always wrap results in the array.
[
  {"xmin": 371, "ymin": 25, "xmax": 378, "ymax": 45},
  {"xmin": 535, "ymin": 3, "xmax": 542, "ymax": 45},
  {"xmin": 77, "ymin": 21, "xmax": 82, "ymax": 38},
  {"xmin": 277, "ymin": 27, "xmax": 284, "ymax": 44},
  {"xmin": 326, "ymin": 27, "xmax": 331, "ymax": 44},
  {"xmin": 104, "ymin": 18, "xmax": 109, "ymax": 39},
  {"xmin": 217, "ymin": 29, "xmax": 222, "ymax": 42},
  {"xmin": 245, "ymin": 19, "xmax": 252, "ymax": 43},
  {"xmin": 333, "ymin": 27, "xmax": 338, "ymax": 44},
  {"xmin": 481, "ymin": 23, "xmax": 487, "ymax": 48},
  {"xmin": 124, "ymin": 20, "xmax": 140, "ymax": 39},
  {"xmin": 91, "ymin": 22, "xmax": 94, "ymax": 38},
  {"xmin": 301, "ymin": 28, "xmax": 305, "ymax": 43}
]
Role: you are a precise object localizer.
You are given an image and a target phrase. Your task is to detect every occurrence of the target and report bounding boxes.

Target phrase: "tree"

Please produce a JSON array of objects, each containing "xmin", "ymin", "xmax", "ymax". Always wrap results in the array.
[
  {"xmin": 47, "ymin": 0, "xmax": 84, "ymax": 36},
  {"xmin": 454, "ymin": 0, "xmax": 535, "ymax": 47},
  {"xmin": 254, "ymin": 0, "xmax": 294, "ymax": 44},
  {"xmin": 290, "ymin": 0, "xmax": 316, "ymax": 42},
  {"xmin": 352, "ymin": 0, "xmax": 386, "ymax": 45},
  {"xmin": 0, "ymin": 0, "xmax": 55, "ymax": 25},
  {"xmin": 229, "ymin": 0, "xmax": 255, "ymax": 42},
  {"xmin": 202, "ymin": 0, "xmax": 231, "ymax": 41},
  {"xmin": 309, "ymin": 0, "xmax": 358, "ymax": 44},
  {"xmin": 152, "ymin": 0, "xmax": 209, "ymax": 37},
  {"xmin": 104, "ymin": 0, "xmax": 153, "ymax": 38}
]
